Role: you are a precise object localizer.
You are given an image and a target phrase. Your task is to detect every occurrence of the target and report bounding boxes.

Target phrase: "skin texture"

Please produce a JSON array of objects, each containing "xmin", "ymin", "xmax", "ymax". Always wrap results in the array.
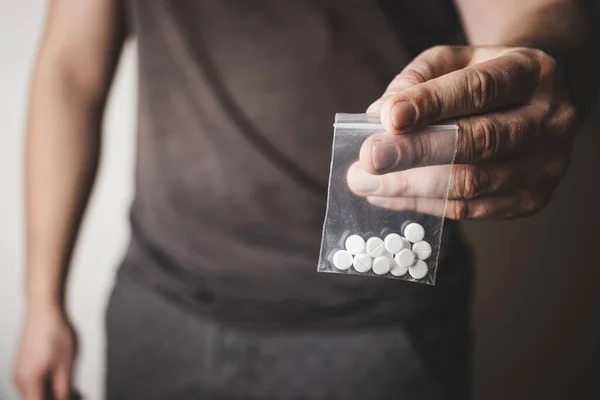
[
  {"xmin": 12, "ymin": 0, "xmax": 597, "ymax": 399},
  {"xmin": 13, "ymin": 1, "xmax": 125, "ymax": 399},
  {"xmin": 349, "ymin": 46, "xmax": 578, "ymax": 219},
  {"xmin": 348, "ymin": 0, "xmax": 598, "ymax": 219}
]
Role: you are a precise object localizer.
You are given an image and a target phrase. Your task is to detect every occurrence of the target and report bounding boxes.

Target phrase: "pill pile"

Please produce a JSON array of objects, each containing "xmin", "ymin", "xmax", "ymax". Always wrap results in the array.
[{"xmin": 331, "ymin": 222, "xmax": 432, "ymax": 280}]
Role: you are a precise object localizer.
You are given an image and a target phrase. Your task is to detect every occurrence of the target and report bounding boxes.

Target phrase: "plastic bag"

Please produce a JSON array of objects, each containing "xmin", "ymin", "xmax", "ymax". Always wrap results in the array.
[{"xmin": 318, "ymin": 113, "xmax": 458, "ymax": 285}]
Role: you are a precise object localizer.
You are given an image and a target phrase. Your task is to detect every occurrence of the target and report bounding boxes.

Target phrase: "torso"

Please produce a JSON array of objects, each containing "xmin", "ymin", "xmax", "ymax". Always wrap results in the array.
[{"xmin": 119, "ymin": 0, "xmax": 472, "ymax": 329}]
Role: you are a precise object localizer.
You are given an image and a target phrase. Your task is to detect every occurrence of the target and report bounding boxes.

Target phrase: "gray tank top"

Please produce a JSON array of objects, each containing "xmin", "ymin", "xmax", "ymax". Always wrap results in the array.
[{"xmin": 119, "ymin": 0, "xmax": 473, "ymax": 329}]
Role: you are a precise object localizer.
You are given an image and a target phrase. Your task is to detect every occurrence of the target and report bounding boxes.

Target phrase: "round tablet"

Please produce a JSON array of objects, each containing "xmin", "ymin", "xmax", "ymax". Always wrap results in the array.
[
  {"xmin": 353, "ymin": 253, "xmax": 372, "ymax": 273},
  {"xmin": 345, "ymin": 235, "xmax": 366, "ymax": 255},
  {"xmin": 394, "ymin": 249, "xmax": 416, "ymax": 268},
  {"xmin": 372, "ymin": 256, "xmax": 391, "ymax": 275},
  {"xmin": 390, "ymin": 263, "xmax": 408, "ymax": 277},
  {"xmin": 400, "ymin": 237, "xmax": 411, "ymax": 251},
  {"xmin": 384, "ymin": 233, "xmax": 407, "ymax": 254},
  {"xmin": 404, "ymin": 223, "xmax": 425, "ymax": 243},
  {"xmin": 365, "ymin": 237, "xmax": 385, "ymax": 257},
  {"xmin": 409, "ymin": 260, "xmax": 429, "ymax": 279},
  {"xmin": 332, "ymin": 250, "xmax": 353, "ymax": 270},
  {"xmin": 412, "ymin": 241, "xmax": 432, "ymax": 260}
]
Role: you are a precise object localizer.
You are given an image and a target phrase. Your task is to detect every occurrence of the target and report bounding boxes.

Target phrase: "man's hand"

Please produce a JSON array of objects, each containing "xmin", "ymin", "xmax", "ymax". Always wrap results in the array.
[
  {"xmin": 348, "ymin": 46, "xmax": 577, "ymax": 219},
  {"xmin": 13, "ymin": 310, "xmax": 77, "ymax": 400}
]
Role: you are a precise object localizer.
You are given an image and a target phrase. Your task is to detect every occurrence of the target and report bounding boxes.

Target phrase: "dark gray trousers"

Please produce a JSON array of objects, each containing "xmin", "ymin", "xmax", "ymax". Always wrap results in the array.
[{"xmin": 105, "ymin": 277, "xmax": 471, "ymax": 400}]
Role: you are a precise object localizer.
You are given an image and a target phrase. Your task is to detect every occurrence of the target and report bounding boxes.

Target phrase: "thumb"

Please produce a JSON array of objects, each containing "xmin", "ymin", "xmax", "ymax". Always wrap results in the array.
[{"xmin": 367, "ymin": 46, "xmax": 470, "ymax": 114}]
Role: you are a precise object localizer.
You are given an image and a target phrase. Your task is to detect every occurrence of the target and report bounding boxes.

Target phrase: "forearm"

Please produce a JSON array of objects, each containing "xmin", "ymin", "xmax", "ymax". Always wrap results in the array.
[
  {"xmin": 24, "ymin": 64, "xmax": 102, "ymax": 315},
  {"xmin": 22, "ymin": 0, "xmax": 126, "ymax": 317},
  {"xmin": 455, "ymin": 0, "xmax": 600, "ymax": 118}
]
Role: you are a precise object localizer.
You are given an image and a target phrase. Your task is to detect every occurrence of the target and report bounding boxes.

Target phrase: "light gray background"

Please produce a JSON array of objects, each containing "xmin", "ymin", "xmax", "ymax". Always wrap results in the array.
[{"xmin": 1, "ymin": 2, "xmax": 599, "ymax": 399}]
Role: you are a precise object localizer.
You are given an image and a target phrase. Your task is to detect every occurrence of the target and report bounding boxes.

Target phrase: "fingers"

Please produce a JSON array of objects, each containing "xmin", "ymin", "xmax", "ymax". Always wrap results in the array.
[
  {"xmin": 15, "ymin": 365, "xmax": 72, "ymax": 400},
  {"xmin": 367, "ymin": 46, "xmax": 470, "ymax": 114},
  {"xmin": 454, "ymin": 107, "xmax": 541, "ymax": 163},
  {"xmin": 52, "ymin": 361, "xmax": 73, "ymax": 400},
  {"xmin": 389, "ymin": 46, "xmax": 471, "ymax": 92},
  {"xmin": 367, "ymin": 192, "xmax": 545, "ymax": 219},
  {"xmin": 380, "ymin": 50, "xmax": 541, "ymax": 133},
  {"xmin": 350, "ymin": 160, "xmax": 526, "ymax": 200},
  {"xmin": 348, "ymin": 162, "xmax": 452, "ymax": 199},
  {"xmin": 360, "ymin": 103, "xmax": 548, "ymax": 173},
  {"xmin": 15, "ymin": 370, "xmax": 46, "ymax": 400},
  {"xmin": 367, "ymin": 196, "xmax": 446, "ymax": 216},
  {"xmin": 359, "ymin": 126, "xmax": 459, "ymax": 174},
  {"xmin": 351, "ymin": 146, "xmax": 568, "ymax": 201},
  {"xmin": 348, "ymin": 162, "xmax": 511, "ymax": 200}
]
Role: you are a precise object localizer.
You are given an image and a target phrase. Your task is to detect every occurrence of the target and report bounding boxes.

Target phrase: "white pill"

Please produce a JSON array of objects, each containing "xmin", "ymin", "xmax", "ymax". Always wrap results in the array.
[
  {"xmin": 384, "ymin": 233, "xmax": 408, "ymax": 254},
  {"xmin": 353, "ymin": 253, "xmax": 372, "ymax": 273},
  {"xmin": 404, "ymin": 223, "xmax": 425, "ymax": 243},
  {"xmin": 332, "ymin": 250, "xmax": 353, "ymax": 270},
  {"xmin": 409, "ymin": 260, "xmax": 429, "ymax": 280},
  {"xmin": 345, "ymin": 235, "xmax": 366, "ymax": 255},
  {"xmin": 365, "ymin": 237, "xmax": 385, "ymax": 257},
  {"xmin": 372, "ymin": 256, "xmax": 391, "ymax": 275},
  {"xmin": 412, "ymin": 241, "xmax": 432, "ymax": 260},
  {"xmin": 394, "ymin": 249, "xmax": 416, "ymax": 268},
  {"xmin": 382, "ymin": 250, "xmax": 394, "ymax": 261},
  {"xmin": 400, "ymin": 237, "xmax": 411, "ymax": 251},
  {"xmin": 390, "ymin": 263, "xmax": 408, "ymax": 277}
]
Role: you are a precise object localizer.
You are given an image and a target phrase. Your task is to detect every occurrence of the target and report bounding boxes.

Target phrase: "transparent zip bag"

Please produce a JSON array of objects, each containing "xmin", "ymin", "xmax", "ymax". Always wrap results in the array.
[{"xmin": 318, "ymin": 113, "xmax": 459, "ymax": 285}]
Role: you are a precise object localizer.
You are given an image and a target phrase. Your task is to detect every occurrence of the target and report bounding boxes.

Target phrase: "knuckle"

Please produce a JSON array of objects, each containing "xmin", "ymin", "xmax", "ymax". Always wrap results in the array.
[
  {"xmin": 537, "ymin": 51, "xmax": 559, "ymax": 78},
  {"xmin": 395, "ymin": 138, "xmax": 414, "ymax": 167},
  {"xmin": 544, "ymin": 56, "xmax": 559, "ymax": 78},
  {"xmin": 400, "ymin": 67, "xmax": 429, "ymax": 87},
  {"xmin": 471, "ymin": 202, "xmax": 495, "ymax": 219},
  {"xmin": 511, "ymin": 46, "xmax": 536, "ymax": 56},
  {"xmin": 561, "ymin": 105, "xmax": 579, "ymax": 131},
  {"xmin": 514, "ymin": 115, "xmax": 539, "ymax": 147},
  {"xmin": 511, "ymin": 116, "xmax": 530, "ymax": 138},
  {"xmin": 423, "ymin": 45, "xmax": 450, "ymax": 58},
  {"xmin": 387, "ymin": 173, "xmax": 410, "ymax": 196},
  {"xmin": 516, "ymin": 47, "xmax": 556, "ymax": 72},
  {"xmin": 455, "ymin": 165, "xmax": 485, "ymax": 199},
  {"xmin": 414, "ymin": 132, "xmax": 433, "ymax": 166},
  {"xmin": 427, "ymin": 45, "xmax": 457, "ymax": 61},
  {"xmin": 524, "ymin": 192, "xmax": 548, "ymax": 215},
  {"xmin": 418, "ymin": 85, "xmax": 444, "ymax": 121},
  {"xmin": 467, "ymin": 118, "xmax": 501, "ymax": 161},
  {"xmin": 466, "ymin": 68, "xmax": 497, "ymax": 110},
  {"xmin": 451, "ymin": 200, "xmax": 470, "ymax": 220},
  {"xmin": 427, "ymin": 44, "xmax": 447, "ymax": 54},
  {"xmin": 546, "ymin": 106, "xmax": 578, "ymax": 139},
  {"xmin": 394, "ymin": 135, "xmax": 424, "ymax": 168}
]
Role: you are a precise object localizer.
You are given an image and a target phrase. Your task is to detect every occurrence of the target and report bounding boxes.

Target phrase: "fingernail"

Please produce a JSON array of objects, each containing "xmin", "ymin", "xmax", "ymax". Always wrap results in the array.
[
  {"xmin": 372, "ymin": 141, "xmax": 398, "ymax": 172},
  {"xmin": 350, "ymin": 169, "xmax": 380, "ymax": 194},
  {"xmin": 391, "ymin": 101, "xmax": 416, "ymax": 130}
]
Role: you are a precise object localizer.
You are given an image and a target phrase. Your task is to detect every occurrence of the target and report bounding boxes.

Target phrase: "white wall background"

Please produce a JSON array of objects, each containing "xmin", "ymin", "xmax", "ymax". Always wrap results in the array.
[{"xmin": 0, "ymin": 2, "xmax": 136, "ymax": 399}]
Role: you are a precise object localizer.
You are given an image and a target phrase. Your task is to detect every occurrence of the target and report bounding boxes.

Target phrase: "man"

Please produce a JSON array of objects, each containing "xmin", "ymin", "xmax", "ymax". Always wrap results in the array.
[{"xmin": 13, "ymin": 0, "xmax": 597, "ymax": 399}]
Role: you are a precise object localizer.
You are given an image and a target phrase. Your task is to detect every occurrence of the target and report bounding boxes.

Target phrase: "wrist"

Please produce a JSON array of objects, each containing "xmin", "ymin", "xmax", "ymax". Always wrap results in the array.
[
  {"xmin": 25, "ymin": 298, "xmax": 65, "ymax": 319},
  {"xmin": 25, "ymin": 281, "xmax": 65, "ymax": 318}
]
